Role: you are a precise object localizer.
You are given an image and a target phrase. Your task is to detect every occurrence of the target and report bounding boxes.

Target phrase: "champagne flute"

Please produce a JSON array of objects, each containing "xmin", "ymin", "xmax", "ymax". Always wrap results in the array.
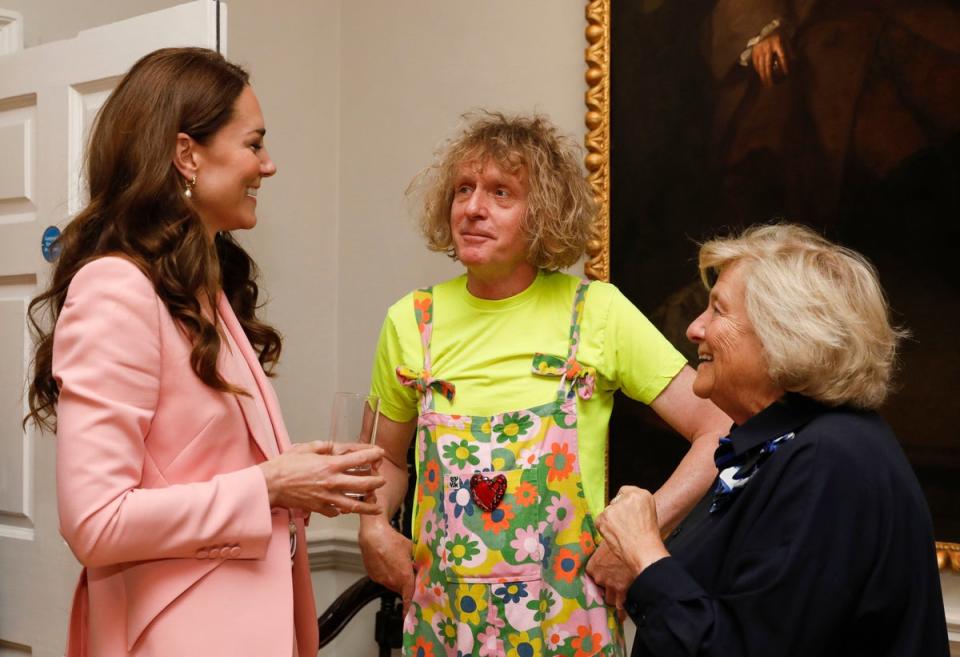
[{"xmin": 328, "ymin": 392, "xmax": 380, "ymax": 499}]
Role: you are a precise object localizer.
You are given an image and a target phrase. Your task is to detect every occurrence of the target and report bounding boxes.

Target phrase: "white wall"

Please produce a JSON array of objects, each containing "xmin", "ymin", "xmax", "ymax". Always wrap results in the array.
[{"xmin": 0, "ymin": 0, "xmax": 181, "ymax": 46}]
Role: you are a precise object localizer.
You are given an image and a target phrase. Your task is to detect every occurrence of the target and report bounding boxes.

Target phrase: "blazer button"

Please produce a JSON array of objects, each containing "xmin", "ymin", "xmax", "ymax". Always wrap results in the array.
[
  {"xmin": 207, "ymin": 547, "xmax": 220, "ymax": 559},
  {"xmin": 229, "ymin": 546, "xmax": 241, "ymax": 558},
  {"xmin": 196, "ymin": 549, "xmax": 208, "ymax": 559}
]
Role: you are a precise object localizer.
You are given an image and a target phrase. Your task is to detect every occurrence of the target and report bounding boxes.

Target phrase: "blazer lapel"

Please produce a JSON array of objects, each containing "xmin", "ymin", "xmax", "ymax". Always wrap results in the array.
[{"xmin": 217, "ymin": 295, "xmax": 283, "ymax": 459}]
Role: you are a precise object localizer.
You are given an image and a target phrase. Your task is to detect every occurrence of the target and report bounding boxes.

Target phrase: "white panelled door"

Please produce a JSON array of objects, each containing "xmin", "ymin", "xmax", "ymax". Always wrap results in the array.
[{"xmin": 0, "ymin": 3, "xmax": 224, "ymax": 656}]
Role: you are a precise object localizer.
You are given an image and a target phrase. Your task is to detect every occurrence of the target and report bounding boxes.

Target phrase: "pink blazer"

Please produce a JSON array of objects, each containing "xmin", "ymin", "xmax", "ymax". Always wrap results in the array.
[{"xmin": 54, "ymin": 257, "xmax": 318, "ymax": 657}]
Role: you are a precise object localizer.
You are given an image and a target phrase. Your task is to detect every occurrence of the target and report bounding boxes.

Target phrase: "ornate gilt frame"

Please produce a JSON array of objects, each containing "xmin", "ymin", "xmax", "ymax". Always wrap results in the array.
[
  {"xmin": 583, "ymin": 0, "xmax": 611, "ymax": 282},
  {"xmin": 580, "ymin": 0, "xmax": 959, "ymax": 571}
]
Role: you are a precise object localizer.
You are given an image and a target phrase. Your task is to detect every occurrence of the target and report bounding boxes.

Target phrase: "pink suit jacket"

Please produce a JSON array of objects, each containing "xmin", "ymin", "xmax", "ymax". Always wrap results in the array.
[{"xmin": 53, "ymin": 257, "xmax": 318, "ymax": 657}]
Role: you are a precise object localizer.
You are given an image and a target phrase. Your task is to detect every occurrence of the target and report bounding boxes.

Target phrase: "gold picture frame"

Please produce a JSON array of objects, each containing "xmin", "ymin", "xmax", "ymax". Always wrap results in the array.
[{"xmin": 581, "ymin": 0, "xmax": 959, "ymax": 571}]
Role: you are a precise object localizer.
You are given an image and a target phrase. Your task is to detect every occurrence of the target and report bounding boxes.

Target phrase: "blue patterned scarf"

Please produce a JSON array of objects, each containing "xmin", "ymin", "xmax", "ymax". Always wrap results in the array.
[{"xmin": 710, "ymin": 431, "xmax": 796, "ymax": 514}]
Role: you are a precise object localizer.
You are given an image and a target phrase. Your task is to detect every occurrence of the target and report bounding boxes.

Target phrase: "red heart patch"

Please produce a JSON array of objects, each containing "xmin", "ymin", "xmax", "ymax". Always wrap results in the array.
[{"xmin": 469, "ymin": 473, "xmax": 507, "ymax": 512}]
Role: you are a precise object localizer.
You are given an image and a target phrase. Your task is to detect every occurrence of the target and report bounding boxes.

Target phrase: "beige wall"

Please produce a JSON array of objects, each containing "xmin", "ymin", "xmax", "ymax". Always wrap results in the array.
[{"xmin": 228, "ymin": 0, "xmax": 341, "ymax": 460}]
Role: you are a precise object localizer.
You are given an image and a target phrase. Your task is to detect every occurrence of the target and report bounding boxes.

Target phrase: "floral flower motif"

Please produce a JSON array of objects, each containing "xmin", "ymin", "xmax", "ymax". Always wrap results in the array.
[
  {"xmin": 435, "ymin": 616, "xmax": 458, "ymax": 648},
  {"xmin": 539, "ymin": 532, "xmax": 553, "ymax": 563},
  {"xmin": 544, "ymin": 441, "xmax": 575, "ymax": 482},
  {"xmin": 545, "ymin": 495, "xmax": 574, "ymax": 529},
  {"xmin": 477, "ymin": 626, "xmax": 503, "ymax": 657},
  {"xmin": 506, "ymin": 631, "xmax": 542, "ymax": 657},
  {"xmin": 545, "ymin": 628, "xmax": 570, "ymax": 651},
  {"xmin": 423, "ymin": 460, "xmax": 441, "ymax": 494},
  {"xmin": 584, "ymin": 575, "xmax": 606, "ymax": 607},
  {"xmin": 509, "ymin": 525, "xmax": 543, "ymax": 562},
  {"xmin": 413, "ymin": 546, "xmax": 433, "ymax": 573},
  {"xmin": 411, "ymin": 636, "xmax": 435, "ymax": 657},
  {"xmin": 403, "ymin": 606, "xmax": 419, "ymax": 635},
  {"xmin": 493, "ymin": 581, "xmax": 529, "ymax": 604},
  {"xmin": 571, "ymin": 625, "xmax": 603, "ymax": 657},
  {"xmin": 413, "ymin": 292, "xmax": 432, "ymax": 326},
  {"xmin": 454, "ymin": 583, "xmax": 488, "ymax": 625},
  {"xmin": 448, "ymin": 486, "xmax": 475, "ymax": 519},
  {"xmin": 525, "ymin": 587, "xmax": 557, "ymax": 623},
  {"xmin": 579, "ymin": 531, "xmax": 597, "ymax": 556},
  {"xmin": 471, "ymin": 418, "xmax": 493, "ymax": 439},
  {"xmin": 492, "ymin": 411, "xmax": 534, "ymax": 443},
  {"xmin": 517, "ymin": 448, "xmax": 538, "ymax": 468},
  {"xmin": 445, "ymin": 534, "xmax": 481, "ymax": 566},
  {"xmin": 442, "ymin": 439, "xmax": 481, "ymax": 468},
  {"xmin": 421, "ymin": 509, "xmax": 439, "ymax": 544},
  {"xmin": 420, "ymin": 580, "xmax": 445, "ymax": 608},
  {"xmin": 482, "ymin": 502, "xmax": 515, "ymax": 534},
  {"xmin": 514, "ymin": 481, "xmax": 538, "ymax": 507},
  {"xmin": 446, "ymin": 414, "xmax": 469, "ymax": 429},
  {"xmin": 553, "ymin": 547, "xmax": 580, "ymax": 583}
]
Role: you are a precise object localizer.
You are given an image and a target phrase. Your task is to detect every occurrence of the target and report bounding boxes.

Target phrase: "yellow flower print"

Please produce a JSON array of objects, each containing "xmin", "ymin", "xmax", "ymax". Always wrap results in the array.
[
  {"xmin": 507, "ymin": 631, "xmax": 543, "ymax": 657},
  {"xmin": 454, "ymin": 583, "xmax": 488, "ymax": 625}
]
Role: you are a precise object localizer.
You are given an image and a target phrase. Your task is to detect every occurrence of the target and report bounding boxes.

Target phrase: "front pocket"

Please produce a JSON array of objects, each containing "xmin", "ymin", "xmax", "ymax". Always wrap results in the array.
[{"xmin": 441, "ymin": 467, "xmax": 542, "ymax": 583}]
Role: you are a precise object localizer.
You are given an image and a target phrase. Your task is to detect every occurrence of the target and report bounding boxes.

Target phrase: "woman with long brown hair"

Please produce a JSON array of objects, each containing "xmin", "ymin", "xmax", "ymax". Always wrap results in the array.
[{"xmin": 26, "ymin": 47, "xmax": 383, "ymax": 657}]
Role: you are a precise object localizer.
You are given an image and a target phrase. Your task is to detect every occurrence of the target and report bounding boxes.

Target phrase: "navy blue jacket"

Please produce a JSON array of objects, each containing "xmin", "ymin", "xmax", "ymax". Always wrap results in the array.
[{"xmin": 627, "ymin": 394, "xmax": 949, "ymax": 657}]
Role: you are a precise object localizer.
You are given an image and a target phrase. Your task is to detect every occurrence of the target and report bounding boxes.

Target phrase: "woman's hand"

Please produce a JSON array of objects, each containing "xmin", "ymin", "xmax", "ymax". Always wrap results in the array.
[
  {"xmin": 595, "ymin": 486, "xmax": 670, "ymax": 580},
  {"xmin": 259, "ymin": 441, "xmax": 385, "ymax": 516},
  {"xmin": 585, "ymin": 540, "xmax": 635, "ymax": 609},
  {"xmin": 358, "ymin": 510, "xmax": 415, "ymax": 611}
]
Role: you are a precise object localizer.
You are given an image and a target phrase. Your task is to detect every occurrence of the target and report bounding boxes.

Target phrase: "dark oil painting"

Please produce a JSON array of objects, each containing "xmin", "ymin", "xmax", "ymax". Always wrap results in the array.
[{"xmin": 606, "ymin": 0, "xmax": 960, "ymax": 542}]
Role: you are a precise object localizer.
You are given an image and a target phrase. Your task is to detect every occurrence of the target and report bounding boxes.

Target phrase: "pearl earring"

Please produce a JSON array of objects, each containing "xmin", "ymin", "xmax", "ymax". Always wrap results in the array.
[{"xmin": 184, "ymin": 175, "xmax": 197, "ymax": 199}]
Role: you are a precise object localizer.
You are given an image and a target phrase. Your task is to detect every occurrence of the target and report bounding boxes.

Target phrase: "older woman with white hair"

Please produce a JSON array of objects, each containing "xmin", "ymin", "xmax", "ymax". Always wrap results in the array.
[{"xmin": 589, "ymin": 224, "xmax": 949, "ymax": 656}]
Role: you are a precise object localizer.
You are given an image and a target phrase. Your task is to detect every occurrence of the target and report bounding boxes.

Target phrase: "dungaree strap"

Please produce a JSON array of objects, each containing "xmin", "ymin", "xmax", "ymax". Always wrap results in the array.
[
  {"xmin": 531, "ymin": 280, "xmax": 596, "ymax": 400},
  {"xmin": 395, "ymin": 287, "xmax": 455, "ymax": 412}
]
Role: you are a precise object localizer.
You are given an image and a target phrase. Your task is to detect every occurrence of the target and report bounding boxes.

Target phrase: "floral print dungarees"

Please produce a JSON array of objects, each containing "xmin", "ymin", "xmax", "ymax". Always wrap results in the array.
[{"xmin": 395, "ymin": 282, "xmax": 625, "ymax": 657}]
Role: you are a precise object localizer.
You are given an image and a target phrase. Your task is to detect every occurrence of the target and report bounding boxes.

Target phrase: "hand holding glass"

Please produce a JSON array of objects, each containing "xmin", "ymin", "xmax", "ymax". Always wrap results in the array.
[{"xmin": 329, "ymin": 392, "xmax": 381, "ymax": 499}]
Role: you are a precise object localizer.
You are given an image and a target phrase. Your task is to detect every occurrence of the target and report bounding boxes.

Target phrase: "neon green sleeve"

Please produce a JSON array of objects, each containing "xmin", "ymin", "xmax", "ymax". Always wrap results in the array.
[
  {"xmin": 369, "ymin": 309, "xmax": 419, "ymax": 423},
  {"xmin": 600, "ymin": 284, "xmax": 687, "ymax": 404}
]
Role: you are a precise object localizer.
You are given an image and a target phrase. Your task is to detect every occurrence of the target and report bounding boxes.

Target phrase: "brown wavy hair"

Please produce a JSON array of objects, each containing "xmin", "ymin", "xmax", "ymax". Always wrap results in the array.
[
  {"xmin": 411, "ymin": 111, "xmax": 596, "ymax": 270},
  {"xmin": 25, "ymin": 47, "xmax": 282, "ymax": 432}
]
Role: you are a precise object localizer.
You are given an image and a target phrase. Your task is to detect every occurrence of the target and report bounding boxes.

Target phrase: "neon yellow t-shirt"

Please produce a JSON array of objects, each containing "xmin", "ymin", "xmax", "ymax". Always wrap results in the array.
[{"xmin": 369, "ymin": 269, "xmax": 687, "ymax": 518}]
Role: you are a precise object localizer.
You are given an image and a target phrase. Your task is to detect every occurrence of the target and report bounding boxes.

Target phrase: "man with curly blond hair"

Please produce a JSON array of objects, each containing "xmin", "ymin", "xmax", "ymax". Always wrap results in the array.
[{"xmin": 359, "ymin": 111, "xmax": 730, "ymax": 656}]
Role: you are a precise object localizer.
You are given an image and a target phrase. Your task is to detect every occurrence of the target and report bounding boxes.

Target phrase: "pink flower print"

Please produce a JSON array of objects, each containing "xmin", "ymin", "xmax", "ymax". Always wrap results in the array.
[
  {"xmin": 402, "ymin": 606, "xmax": 418, "ymax": 635},
  {"xmin": 419, "ymin": 581, "xmax": 445, "ymax": 608},
  {"xmin": 583, "ymin": 575, "xmax": 605, "ymax": 607},
  {"xmin": 421, "ymin": 509, "xmax": 439, "ymax": 544},
  {"xmin": 545, "ymin": 628, "xmax": 570, "ymax": 651},
  {"xmin": 545, "ymin": 496, "xmax": 574, "ymax": 530},
  {"xmin": 510, "ymin": 525, "xmax": 543, "ymax": 562},
  {"xmin": 477, "ymin": 626, "xmax": 503, "ymax": 657},
  {"xmin": 446, "ymin": 414, "xmax": 470, "ymax": 429}
]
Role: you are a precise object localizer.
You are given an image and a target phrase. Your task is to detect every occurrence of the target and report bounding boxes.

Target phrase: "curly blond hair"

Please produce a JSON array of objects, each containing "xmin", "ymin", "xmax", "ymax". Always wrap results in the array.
[
  {"xmin": 698, "ymin": 223, "xmax": 907, "ymax": 409},
  {"xmin": 410, "ymin": 111, "xmax": 596, "ymax": 270}
]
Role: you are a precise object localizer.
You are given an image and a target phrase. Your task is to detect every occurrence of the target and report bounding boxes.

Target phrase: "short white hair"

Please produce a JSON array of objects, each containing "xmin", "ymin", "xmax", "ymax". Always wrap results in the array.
[{"xmin": 698, "ymin": 223, "xmax": 906, "ymax": 409}]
